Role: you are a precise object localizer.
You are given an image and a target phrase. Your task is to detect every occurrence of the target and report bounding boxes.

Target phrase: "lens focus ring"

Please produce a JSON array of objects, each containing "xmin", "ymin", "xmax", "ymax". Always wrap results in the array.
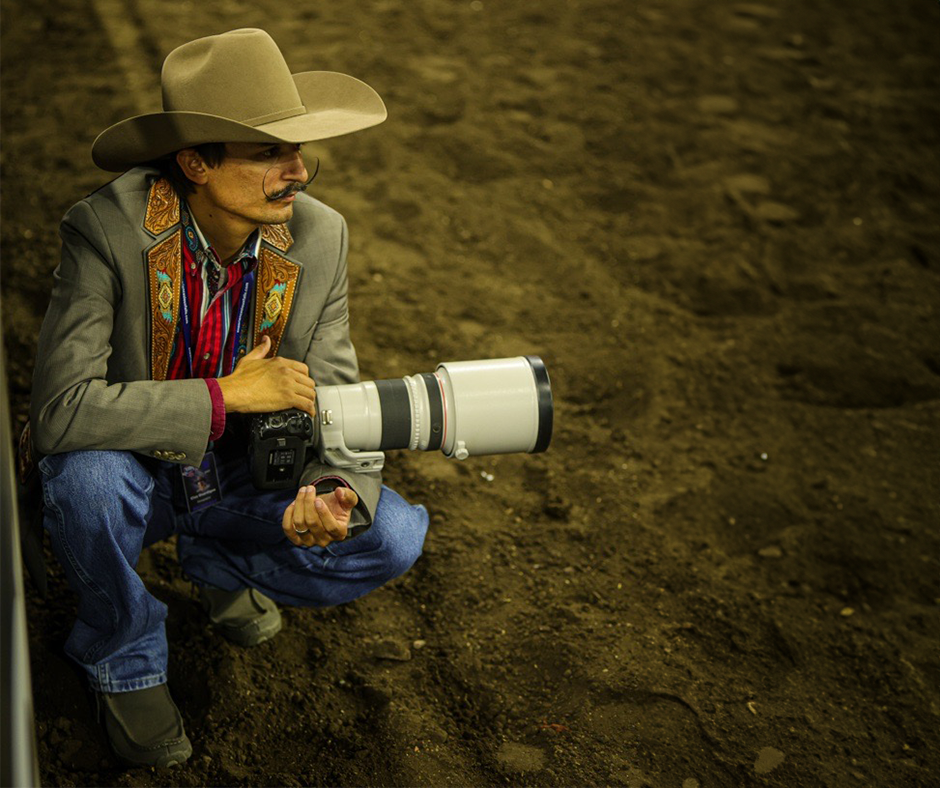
[{"xmin": 404, "ymin": 374, "xmax": 423, "ymax": 451}]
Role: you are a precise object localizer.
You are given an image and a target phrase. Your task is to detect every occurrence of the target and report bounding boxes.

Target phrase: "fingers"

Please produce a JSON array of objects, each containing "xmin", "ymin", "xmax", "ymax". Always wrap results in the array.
[
  {"xmin": 282, "ymin": 489, "xmax": 321, "ymax": 547},
  {"xmin": 281, "ymin": 501, "xmax": 306, "ymax": 547},
  {"xmin": 282, "ymin": 487, "xmax": 350, "ymax": 547},
  {"xmin": 245, "ymin": 334, "xmax": 272, "ymax": 360},
  {"xmin": 335, "ymin": 486, "xmax": 359, "ymax": 511},
  {"xmin": 283, "ymin": 358, "xmax": 312, "ymax": 377},
  {"xmin": 290, "ymin": 380, "xmax": 317, "ymax": 416},
  {"xmin": 315, "ymin": 496, "xmax": 347, "ymax": 540},
  {"xmin": 290, "ymin": 396, "xmax": 316, "ymax": 417},
  {"xmin": 299, "ymin": 486, "xmax": 339, "ymax": 546}
]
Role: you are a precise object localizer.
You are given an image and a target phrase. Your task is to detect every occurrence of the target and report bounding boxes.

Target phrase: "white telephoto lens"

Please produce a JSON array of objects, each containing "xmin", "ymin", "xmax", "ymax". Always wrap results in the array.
[
  {"xmin": 315, "ymin": 356, "xmax": 552, "ymax": 470},
  {"xmin": 436, "ymin": 356, "xmax": 552, "ymax": 459}
]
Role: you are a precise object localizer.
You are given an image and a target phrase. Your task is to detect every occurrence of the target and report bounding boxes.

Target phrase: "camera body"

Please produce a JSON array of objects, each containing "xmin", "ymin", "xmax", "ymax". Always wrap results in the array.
[{"xmin": 248, "ymin": 409, "xmax": 315, "ymax": 490}]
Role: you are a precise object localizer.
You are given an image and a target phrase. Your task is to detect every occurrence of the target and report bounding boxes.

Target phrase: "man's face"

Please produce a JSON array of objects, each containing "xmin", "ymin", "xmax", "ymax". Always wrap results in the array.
[{"xmin": 198, "ymin": 142, "xmax": 309, "ymax": 225}]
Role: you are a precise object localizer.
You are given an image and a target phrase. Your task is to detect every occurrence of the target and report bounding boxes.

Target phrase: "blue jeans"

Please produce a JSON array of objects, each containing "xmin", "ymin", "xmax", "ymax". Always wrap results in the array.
[{"xmin": 39, "ymin": 449, "xmax": 428, "ymax": 693}]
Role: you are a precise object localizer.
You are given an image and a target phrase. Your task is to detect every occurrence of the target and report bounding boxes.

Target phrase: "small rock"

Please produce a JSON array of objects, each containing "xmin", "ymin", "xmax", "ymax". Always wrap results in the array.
[
  {"xmin": 840, "ymin": 607, "xmax": 855, "ymax": 617},
  {"xmin": 697, "ymin": 95, "xmax": 739, "ymax": 114},
  {"xmin": 758, "ymin": 546, "xmax": 783, "ymax": 559},
  {"xmin": 754, "ymin": 747, "xmax": 785, "ymax": 774},
  {"xmin": 754, "ymin": 201, "xmax": 800, "ymax": 223},
  {"xmin": 496, "ymin": 742, "xmax": 545, "ymax": 773},
  {"xmin": 59, "ymin": 738, "xmax": 83, "ymax": 760},
  {"xmin": 724, "ymin": 173, "xmax": 771, "ymax": 195},
  {"xmin": 372, "ymin": 637, "xmax": 412, "ymax": 661},
  {"xmin": 413, "ymin": 639, "xmax": 427, "ymax": 650},
  {"xmin": 734, "ymin": 3, "xmax": 781, "ymax": 19}
]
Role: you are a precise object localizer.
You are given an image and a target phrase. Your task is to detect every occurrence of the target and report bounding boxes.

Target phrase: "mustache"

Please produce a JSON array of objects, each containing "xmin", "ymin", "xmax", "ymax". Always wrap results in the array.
[
  {"xmin": 267, "ymin": 182, "xmax": 308, "ymax": 201},
  {"xmin": 264, "ymin": 157, "xmax": 321, "ymax": 202}
]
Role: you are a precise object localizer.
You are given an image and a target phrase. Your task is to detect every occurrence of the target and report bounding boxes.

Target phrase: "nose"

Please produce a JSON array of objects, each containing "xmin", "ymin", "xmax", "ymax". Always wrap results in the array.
[{"xmin": 282, "ymin": 148, "xmax": 308, "ymax": 182}]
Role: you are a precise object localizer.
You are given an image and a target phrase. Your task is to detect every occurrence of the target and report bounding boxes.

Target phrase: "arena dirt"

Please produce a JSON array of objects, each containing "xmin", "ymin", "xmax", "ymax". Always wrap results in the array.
[{"xmin": 2, "ymin": 0, "xmax": 939, "ymax": 785}]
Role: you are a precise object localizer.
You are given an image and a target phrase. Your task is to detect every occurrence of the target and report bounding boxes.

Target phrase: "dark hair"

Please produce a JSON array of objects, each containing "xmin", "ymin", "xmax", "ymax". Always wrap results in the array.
[{"xmin": 146, "ymin": 142, "xmax": 228, "ymax": 197}]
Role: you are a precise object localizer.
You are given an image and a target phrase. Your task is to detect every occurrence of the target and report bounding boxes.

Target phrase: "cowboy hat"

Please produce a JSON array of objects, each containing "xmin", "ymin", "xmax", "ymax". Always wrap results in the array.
[{"xmin": 92, "ymin": 28, "xmax": 387, "ymax": 172}]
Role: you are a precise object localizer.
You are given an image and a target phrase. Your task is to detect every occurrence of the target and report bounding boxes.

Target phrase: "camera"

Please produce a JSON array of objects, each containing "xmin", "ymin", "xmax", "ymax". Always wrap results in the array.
[
  {"xmin": 248, "ymin": 409, "xmax": 315, "ymax": 489},
  {"xmin": 249, "ymin": 355, "xmax": 553, "ymax": 490}
]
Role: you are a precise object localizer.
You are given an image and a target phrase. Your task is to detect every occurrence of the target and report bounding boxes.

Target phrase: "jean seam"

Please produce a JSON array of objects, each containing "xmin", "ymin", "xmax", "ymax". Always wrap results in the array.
[
  {"xmin": 94, "ymin": 671, "xmax": 167, "ymax": 694},
  {"xmin": 212, "ymin": 503, "xmax": 281, "ymax": 526},
  {"xmin": 246, "ymin": 553, "xmax": 331, "ymax": 582},
  {"xmin": 43, "ymin": 480, "xmax": 119, "ymax": 665}
]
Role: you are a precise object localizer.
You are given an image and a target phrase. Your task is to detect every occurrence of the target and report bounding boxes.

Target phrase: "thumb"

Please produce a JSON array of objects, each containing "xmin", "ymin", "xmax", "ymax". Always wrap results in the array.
[
  {"xmin": 335, "ymin": 486, "xmax": 359, "ymax": 511},
  {"xmin": 245, "ymin": 334, "xmax": 271, "ymax": 359}
]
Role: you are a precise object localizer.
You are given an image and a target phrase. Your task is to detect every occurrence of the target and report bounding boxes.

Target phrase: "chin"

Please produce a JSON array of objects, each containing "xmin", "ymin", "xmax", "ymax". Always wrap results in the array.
[{"xmin": 260, "ymin": 203, "xmax": 294, "ymax": 223}]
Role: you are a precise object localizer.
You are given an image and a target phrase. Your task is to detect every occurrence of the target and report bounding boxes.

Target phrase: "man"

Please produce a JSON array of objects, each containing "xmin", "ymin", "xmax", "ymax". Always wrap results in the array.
[{"xmin": 29, "ymin": 28, "xmax": 428, "ymax": 768}]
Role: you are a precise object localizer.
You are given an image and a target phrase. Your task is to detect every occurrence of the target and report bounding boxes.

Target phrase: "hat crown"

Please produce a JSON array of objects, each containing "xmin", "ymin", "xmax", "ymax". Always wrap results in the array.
[{"xmin": 161, "ymin": 28, "xmax": 304, "ymax": 125}]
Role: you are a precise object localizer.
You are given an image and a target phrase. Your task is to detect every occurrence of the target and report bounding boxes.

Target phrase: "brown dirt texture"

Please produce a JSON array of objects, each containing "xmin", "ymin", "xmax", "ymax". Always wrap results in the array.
[{"xmin": 2, "ymin": 0, "xmax": 940, "ymax": 786}]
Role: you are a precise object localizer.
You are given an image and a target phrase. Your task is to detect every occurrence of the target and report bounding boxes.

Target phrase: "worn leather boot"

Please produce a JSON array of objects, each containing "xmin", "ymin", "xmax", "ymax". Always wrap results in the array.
[
  {"xmin": 199, "ymin": 586, "xmax": 282, "ymax": 647},
  {"xmin": 97, "ymin": 684, "xmax": 192, "ymax": 768}
]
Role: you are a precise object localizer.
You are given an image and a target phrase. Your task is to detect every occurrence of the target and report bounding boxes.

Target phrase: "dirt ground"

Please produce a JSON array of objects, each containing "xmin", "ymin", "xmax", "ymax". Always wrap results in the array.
[{"xmin": 2, "ymin": 0, "xmax": 939, "ymax": 785}]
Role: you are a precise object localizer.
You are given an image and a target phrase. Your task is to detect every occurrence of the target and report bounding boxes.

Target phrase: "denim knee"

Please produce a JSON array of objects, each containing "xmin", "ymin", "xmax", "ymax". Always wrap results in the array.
[
  {"xmin": 376, "ymin": 498, "xmax": 429, "ymax": 581},
  {"xmin": 40, "ymin": 450, "xmax": 154, "ymax": 535}
]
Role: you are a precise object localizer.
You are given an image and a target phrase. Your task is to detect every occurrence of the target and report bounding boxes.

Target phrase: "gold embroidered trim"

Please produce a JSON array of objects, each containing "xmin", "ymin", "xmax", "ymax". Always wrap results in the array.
[
  {"xmin": 144, "ymin": 178, "xmax": 180, "ymax": 236},
  {"xmin": 253, "ymin": 248, "xmax": 300, "ymax": 356},
  {"xmin": 261, "ymin": 222, "xmax": 294, "ymax": 253},
  {"xmin": 147, "ymin": 229, "xmax": 182, "ymax": 381}
]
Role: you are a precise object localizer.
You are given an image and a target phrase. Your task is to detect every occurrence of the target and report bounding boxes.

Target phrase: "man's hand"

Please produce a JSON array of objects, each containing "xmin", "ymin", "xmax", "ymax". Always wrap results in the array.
[
  {"xmin": 282, "ymin": 485, "xmax": 359, "ymax": 547},
  {"xmin": 217, "ymin": 335, "xmax": 316, "ymax": 416}
]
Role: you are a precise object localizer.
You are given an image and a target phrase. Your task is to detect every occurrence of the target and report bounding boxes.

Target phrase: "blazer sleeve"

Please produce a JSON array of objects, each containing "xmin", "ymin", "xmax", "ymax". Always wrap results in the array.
[
  {"xmin": 30, "ymin": 199, "xmax": 214, "ymax": 464},
  {"xmin": 298, "ymin": 215, "xmax": 383, "ymax": 528}
]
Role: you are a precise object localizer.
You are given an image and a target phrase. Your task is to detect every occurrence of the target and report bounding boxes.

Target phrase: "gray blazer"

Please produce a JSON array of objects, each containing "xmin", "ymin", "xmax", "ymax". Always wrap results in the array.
[{"xmin": 30, "ymin": 168, "xmax": 382, "ymax": 523}]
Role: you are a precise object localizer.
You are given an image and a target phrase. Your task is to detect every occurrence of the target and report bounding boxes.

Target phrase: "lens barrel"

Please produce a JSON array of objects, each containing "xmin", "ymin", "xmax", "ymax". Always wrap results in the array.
[{"xmin": 314, "ymin": 356, "xmax": 553, "ymax": 469}]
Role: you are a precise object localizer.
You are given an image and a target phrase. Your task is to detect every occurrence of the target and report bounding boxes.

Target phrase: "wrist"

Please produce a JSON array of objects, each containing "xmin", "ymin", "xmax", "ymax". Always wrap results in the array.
[{"xmin": 216, "ymin": 376, "xmax": 241, "ymax": 413}]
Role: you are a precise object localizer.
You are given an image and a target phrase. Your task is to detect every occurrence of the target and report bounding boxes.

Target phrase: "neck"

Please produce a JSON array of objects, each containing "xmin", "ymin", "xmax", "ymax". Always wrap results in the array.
[{"xmin": 186, "ymin": 191, "xmax": 258, "ymax": 265}]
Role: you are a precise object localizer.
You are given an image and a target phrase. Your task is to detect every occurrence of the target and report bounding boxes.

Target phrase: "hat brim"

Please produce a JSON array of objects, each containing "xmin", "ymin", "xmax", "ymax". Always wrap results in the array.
[{"xmin": 91, "ymin": 71, "xmax": 387, "ymax": 172}]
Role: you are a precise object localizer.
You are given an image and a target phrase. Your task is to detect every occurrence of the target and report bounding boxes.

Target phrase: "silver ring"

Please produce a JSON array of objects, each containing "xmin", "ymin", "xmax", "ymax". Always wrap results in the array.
[{"xmin": 295, "ymin": 528, "xmax": 310, "ymax": 535}]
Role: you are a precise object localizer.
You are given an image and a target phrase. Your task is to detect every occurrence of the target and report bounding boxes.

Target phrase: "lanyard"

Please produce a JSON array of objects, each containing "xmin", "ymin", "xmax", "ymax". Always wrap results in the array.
[{"xmin": 179, "ymin": 265, "xmax": 255, "ymax": 378}]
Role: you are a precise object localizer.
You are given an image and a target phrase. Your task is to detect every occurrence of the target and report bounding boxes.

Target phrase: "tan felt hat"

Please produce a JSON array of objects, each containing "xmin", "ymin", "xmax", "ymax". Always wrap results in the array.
[{"xmin": 92, "ymin": 28, "xmax": 387, "ymax": 172}]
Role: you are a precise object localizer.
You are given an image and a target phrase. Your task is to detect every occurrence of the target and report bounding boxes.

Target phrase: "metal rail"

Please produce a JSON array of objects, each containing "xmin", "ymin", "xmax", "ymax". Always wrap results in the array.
[{"xmin": 1, "ymin": 335, "xmax": 40, "ymax": 788}]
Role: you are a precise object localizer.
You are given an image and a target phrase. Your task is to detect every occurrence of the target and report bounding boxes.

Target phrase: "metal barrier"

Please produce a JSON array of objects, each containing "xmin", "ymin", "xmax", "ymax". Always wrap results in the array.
[{"xmin": 1, "ymin": 337, "xmax": 40, "ymax": 788}]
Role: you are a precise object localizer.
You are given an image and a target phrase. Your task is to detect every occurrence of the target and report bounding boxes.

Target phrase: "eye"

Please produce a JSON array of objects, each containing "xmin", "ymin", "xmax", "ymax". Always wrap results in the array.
[{"xmin": 261, "ymin": 146, "xmax": 279, "ymax": 159}]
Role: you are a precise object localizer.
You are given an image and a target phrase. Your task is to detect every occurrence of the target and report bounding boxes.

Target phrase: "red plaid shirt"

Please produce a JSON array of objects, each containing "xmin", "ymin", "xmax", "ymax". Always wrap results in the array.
[{"xmin": 167, "ymin": 203, "xmax": 259, "ymax": 440}]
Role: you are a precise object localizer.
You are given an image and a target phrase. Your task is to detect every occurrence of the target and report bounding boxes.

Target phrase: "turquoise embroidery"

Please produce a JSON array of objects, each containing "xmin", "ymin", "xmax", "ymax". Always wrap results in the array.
[
  {"xmin": 259, "ymin": 282, "xmax": 286, "ymax": 331},
  {"xmin": 155, "ymin": 271, "xmax": 174, "ymax": 321}
]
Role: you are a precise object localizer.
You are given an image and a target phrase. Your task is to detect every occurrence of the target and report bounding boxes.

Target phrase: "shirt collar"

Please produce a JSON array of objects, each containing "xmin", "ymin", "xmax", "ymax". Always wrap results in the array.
[{"xmin": 181, "ymin": 200, "xmax": 260, "ymax": 271}]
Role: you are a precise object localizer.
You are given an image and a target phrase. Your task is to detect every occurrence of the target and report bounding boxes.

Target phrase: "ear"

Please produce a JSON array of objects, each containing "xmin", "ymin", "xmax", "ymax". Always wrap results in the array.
[{"xmin": 176, "ymin": 148, "xmax": 209, "ymax": 186}]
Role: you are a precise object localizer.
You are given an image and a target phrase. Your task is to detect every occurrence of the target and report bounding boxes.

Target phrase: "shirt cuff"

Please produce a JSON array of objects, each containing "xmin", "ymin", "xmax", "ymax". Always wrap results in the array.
[
  {"xmin": 205, "ymin": 379, "xmax": 227, "ymax": 441},
  {"xmin": 312, "ymin": 475, "xmax": 351, "ymax": 494}
]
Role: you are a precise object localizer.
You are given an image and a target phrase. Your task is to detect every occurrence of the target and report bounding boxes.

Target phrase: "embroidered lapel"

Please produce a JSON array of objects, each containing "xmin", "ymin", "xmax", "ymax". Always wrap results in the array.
[
  {"xmin": 253, "ymin": 246, "xmax": 300, "ymax": 356},
  {"xmin": 147, "ymin": 229, "xmax": 182, "ymax": 381},
  {"xmin": 143, "ymin": 178, "xmax": 183, "ymax": 381},
  {"xmin": 143, "ymin": 177, "xmax": 299, "ymax": 367},
  {"xmin": 261, "ymin": 222, "xmax": 293, "ymax": 253},
  {"xmin": 144, "ymin": 177, "xmax": 180, "ymax": 236}
]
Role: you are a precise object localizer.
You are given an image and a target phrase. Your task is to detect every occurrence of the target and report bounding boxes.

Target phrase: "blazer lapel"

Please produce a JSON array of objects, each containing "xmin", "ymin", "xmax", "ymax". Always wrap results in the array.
[
  {"xmin": 143, "ymin": 178, "xmax": 182, "ymax": 381},
  {"xmin": 255, "ymin": 224, "xmax": 300, "ymax": 356},
  {"xmin": 141, "ymin": 178, "xmax": 300, "ymax": 373}
]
